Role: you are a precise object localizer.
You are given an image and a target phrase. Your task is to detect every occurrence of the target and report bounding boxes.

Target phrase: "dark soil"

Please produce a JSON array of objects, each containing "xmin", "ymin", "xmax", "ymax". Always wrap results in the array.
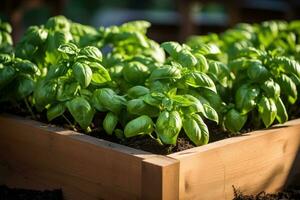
[
  {"xmin": 233, "ymin": 186, "xmax": 300, "ymax": 200},
  {"xmin": 0, "ymin": 185, "xmax": 63, "ymax": 200},
  {"xmin": 121, "ymin": 133, "xmax": 196, "ymax": 154},
  {"xmin": 1, "ymin": 100, "xmax": 300, "ymax": 155},
  {"xmin": 288, "ymin": 102, "xmax": 300, "ymax": 120}
]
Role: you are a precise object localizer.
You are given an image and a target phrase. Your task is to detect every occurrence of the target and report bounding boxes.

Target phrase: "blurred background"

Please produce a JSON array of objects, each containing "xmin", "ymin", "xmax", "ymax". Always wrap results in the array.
[{"xmin": 1, "ymin": 0, "xmax": 300, "ymax": 43}]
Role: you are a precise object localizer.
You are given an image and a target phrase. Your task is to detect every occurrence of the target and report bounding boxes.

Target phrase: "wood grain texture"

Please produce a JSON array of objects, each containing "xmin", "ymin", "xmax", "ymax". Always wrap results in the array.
[
  {"xmin": 169, "ymin": 119, "xmax": 300, "ymax": 200},
  {"xmin": 0, "ymin": 114, "xmax": 155, "ymax": 200},
  {"xmin": 1, "ymin": 114, "xmax": 299, "ymax": 200},
  {"xmin": 141, "ymin": 156, "xmax": 179, "ymax": 200}
]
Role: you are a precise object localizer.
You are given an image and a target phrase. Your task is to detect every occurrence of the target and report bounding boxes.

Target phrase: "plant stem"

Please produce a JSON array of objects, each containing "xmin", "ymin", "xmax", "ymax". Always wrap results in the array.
[
  {"xmin": 62, "ymin": 114, "xmax": 75, "ymax": 130},
  {"xmin": 24, "ymin": 98, "xmax": 36, "ymax": 120},
  {"xmin": 85, "ymin": 126, "xmax": 92, "ymax": 133},
  {"xmin": 149, "ymin": 131, "xmax": 164, "ymax": 146}
]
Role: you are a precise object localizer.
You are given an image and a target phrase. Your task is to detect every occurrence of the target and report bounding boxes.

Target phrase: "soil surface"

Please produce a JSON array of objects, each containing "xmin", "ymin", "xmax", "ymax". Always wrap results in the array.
[
  {"xmin": 1, "ymin": 100, "xmax": 300, "ymax": 155},
  {"xmin": 0, "ymin": 185, "xmax": 63, "ymax": 200},
  {"xmin": 232, "ymin": 186, "xmax": 300, "ymax": 200}
]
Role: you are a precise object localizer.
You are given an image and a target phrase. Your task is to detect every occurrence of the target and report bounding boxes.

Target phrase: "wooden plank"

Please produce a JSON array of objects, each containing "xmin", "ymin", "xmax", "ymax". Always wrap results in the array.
[
  {"xmin": 169, "ymin": 119, "xmax": 300, "ymax": 200},
  {"xmin": 141, "ymin": 156, "xmax": 179, "ymax": 200},
  {"xmin": 1, "ymin": 114, "xmax": 300, "ymax": 200},
  {"xmin": 0, "ymin": 115, "xmax": 155, "ymax": 200}
]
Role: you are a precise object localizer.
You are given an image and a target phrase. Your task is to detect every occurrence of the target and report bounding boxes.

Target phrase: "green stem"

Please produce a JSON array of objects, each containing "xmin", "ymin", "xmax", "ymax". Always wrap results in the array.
[
  {"xmin": 62, "ymin": 114, "xmax": 76, "ymax": 130},
  {"xmin": 24, "ymin": 98, "xmax": 36, "ymax": 120},
  {"xmin": 149, "ymin": 131, "xmax": 164, "ymax": 146},
  {"xmin": 85, "ymin": 126, "xmax": 92, "ymax": 133}
]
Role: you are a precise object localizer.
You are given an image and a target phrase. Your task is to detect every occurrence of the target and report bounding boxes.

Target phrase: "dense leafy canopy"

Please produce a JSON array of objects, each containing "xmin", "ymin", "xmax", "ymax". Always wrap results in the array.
[
  {"xmin": 187, "ymin": 20, "xmax": 300, "ymax": 131},
  {"xmin": 1, "ymin": 16, "xmax": 300, "ymax": 147}
]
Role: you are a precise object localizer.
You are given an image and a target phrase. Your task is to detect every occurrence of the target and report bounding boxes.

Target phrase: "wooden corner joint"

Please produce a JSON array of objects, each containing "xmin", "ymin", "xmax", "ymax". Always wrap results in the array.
[{"xmin": 141, "ymin": 156, "xmax": 180, "ymax": 200}]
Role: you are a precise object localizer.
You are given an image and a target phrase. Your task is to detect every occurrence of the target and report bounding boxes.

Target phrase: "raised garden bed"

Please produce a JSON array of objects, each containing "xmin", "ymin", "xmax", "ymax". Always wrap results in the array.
[
  {"xmin": 1, "ymin": 16, "xmax": 300, "ymax": 200},
  {"xmin": 0, "ymin": 114, "xmax": 299, "ymax": 200}
]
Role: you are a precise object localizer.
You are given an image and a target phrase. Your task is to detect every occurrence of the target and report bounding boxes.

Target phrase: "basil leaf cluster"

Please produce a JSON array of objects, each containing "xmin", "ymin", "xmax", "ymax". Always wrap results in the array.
[{"xmin": 1, "ymin": 17, "xmax": 300, "ymax": 147}]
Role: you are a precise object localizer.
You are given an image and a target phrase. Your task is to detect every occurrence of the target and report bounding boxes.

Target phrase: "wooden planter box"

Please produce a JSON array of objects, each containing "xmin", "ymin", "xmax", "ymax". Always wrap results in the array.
[{"xmin": 0, "ymin": 114, "xmax": 299, "ymax": 200}]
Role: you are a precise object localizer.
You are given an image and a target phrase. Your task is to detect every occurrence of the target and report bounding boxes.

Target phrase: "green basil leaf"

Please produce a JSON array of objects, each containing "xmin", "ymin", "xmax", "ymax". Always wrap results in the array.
[
  {"xmin": 16, "ymin": 75, "xmax": 34, "ymax": 99},
  {"xmin": 261, "ymin": 79, "xmax": 280, "ymax": 99},
  {"xmin": 171, "ymin": 95, "xmax": 193, "ymax": 107},
  {"xmin": 127, "ymin": 86, "xmax": 150, "ymax": 99},
  {"xmin": 103, "ymin": 112, "xmax": 118, "ymax": 135},
  {"xmin": 148, "ymin": 80, "xmax": 171, "ymax": 92},
  {"xmin": 80, "ymin": 88, "xmax": 93, "ymax": 98},
  {"xmin": 66, "ymin": 97, "xmax": 95, "ymax": 130},
  {"xmin": 201, "ymin": 89, "xmax": 224, "ymax": 112},
  {"xmin": 275, "ymin": 57, "xmax": 300, "ymax": 77},
  {"xmin": 78, "ymin": 46, "xmax": 102, "ymax": 62},
  {"xmin": 0, "ymin": 22, "xmax": 12, "ymax": 33},
  {"xmin": 124, "ymin": 115, "xmax": 154, "ymax": 138},
  {"xmin": 192, "ymin": 43, "xmax": 220, "ymax": 55},
  {"xmin": 45, "ymin": 15, "xmax": 70, "ymax": 31},
  {"xmin": 133, "ymin": 32, "xmax": 148, "ymax": 47},
  {"xmin": 0, "ymin": 65, "xmax": 16, "ymax": 89},
  {"xmin": 192, "ymin": 114, "xmax": 209, "ymax": 144},
  {"xmin": 184, "ymin": 72, "xmax": 216, "ymax": 93},
  {"xmin": 0, "ymin": 54, "xmax": 12, "ymax": 63},
  {"xmin": 147, "ymin": 40, "xmax": 166, "ymax": 63},
  {"xmin": 72, "ymin": 62, "xmax": 92, "ymax": 88},
  {"xmin": 229, "ymin": 58, "xmax": 261, "ymax": 73},
  {"xmin": 90, "ymin": 62, "xmax": 111, "ymax": 85},
  {"xmin": 58, "ymin": 43, "xmax": 79, "ymax": 56},
  {"xmin": 194, "ymin": 53, "xmax": 209, "ymax": 72},
  {"xmin": 142, "ymin": 93, "xmax": 162, "ymax": 107},
  {"xmin": 208, "ymin": 61, "xmax": 232, "ymax": 87},
  {"xmin": 108, "ymin": 65, "xmax": 123, "ymax": 78},
  {"xmin": 224, "ymin": 108, "xmax": 247, "ymax": 132},
  {"xmin": 258, "ymin": 96, "xmax": 277, "ymax": 128},
  {"xmin": 167, "ymin": 88, "xmax": 177, "ymax": 97},
  {"xmin": 33, "ymin": 80, "xmax": 57, "ymax": 111},
  {"xmin": 183, "ymin": 114, "xmax": 209, "ymax": 146},
  {"xmin": 47, "ymin": 103, "xmax": 66, "ymax": 121},
  {"xmin": 46, "ymin": 63, "xmax": 69, "ymax": 80},
  {"xmin": 1, "ymin": 32, "xmax": 13, "ymax": 46},
  {"xmin": 201, "ymin": 104, "xmax": 219, "ymax": 123},
  {"xmin": 183, "ymin": 115, "xmax": 202, "ymax": 146},
  {"xmin": 180, "ymin": 95, "xmax": 205, "ymax": 114},
  {"xmin": 45, "ymin": 31, "xmax": 72, "ymax": 64},
  {"xmin": 92, "ymin": 88, "xmax": 126, "ymax": 113},
  {"xmin": 123, "ymin": 61, "xmax": 150, "ymax": 84},
  {"xmin": 235, "ymin": 84, "xmax": 260, "ymax": 114},
  {"xmin": 247, "ymin": 63, "xmax": 269, "ymax": 82},
  {"xmin": 161, "ymin": 42, "xmax": 182, "ymax": 58},
  {"xmin": 162, "ymin": 97, "xmax": 173, "ymax": 111},
  {"xmin": 115, "ymin": 129, "xmax": 125, "ymax": 140},
  {"xmin": 156, "ymin": 110, "xmax": 182, "ymax": 145},
  {"xmin": 15, "ymin": 43, "xmax": 37, "ymax": 60},
  {"xmin": 14, "ymin": 59, "xmax": 39, "ymax": 74},
  {"xmin": 275, "ymin": 97, "xmax": 288, "ymax": 124},
  {"xmin": 290, "ymin": 73, "xmax": 300, "ymax": 86},
  {"xmin": 277, "ymin": 74, "xmax": 297, "ymax": 104},
  {"xmin": 127, "ymin": 98, "xmax": 160, "ymax": 117},
  {"xmin": 237, "ymin": 47, "xmax": 261, "ymax": 58},
  {"xmin": 22, "ymin": 26, "xmax": 48, "ymax": 46},
  {"xmin": 56, "ymin": 80, "xmax": 80, "ymax": 102},
  {"xmin": 120, "ymin": 20, "xmax": 150, "ymax": 34},
  {"xmin": 149, "ymin": 65, "xmax": 181, "ymax": 80},
  {"xmin": 177, "ymin": 49, "xmax": 197, "ymax": 68}
]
